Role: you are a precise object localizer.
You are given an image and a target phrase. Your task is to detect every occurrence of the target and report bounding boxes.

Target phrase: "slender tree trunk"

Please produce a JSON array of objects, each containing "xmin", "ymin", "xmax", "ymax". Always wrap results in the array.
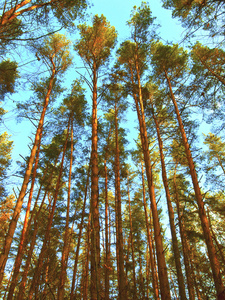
[
  {"xmin": 151, "ymin": 101, "xmax": 187, "ymax": 300},
  {"xmin": 138, "ymin": 242, "xmax": 145, "ymax": 299},
  {"xmin": 104, "ymin": 157, "xmax": 110, "ymax": 300},
  {"xmin": 127, "ymin": 173, "xmax": 137, "ymax": 299},
  {"xmin": 83, "ymin": 212, "xmax": 91, "ymax": 300},
  {"xmin": 165, "ymin": 70, "xmax": 225, "ymax": 299},
  {"xmin": 169, "ymin": 270, "xmax": 179, "ymax": 300},
  {"xmin": 3, "ymin": 266, "xmax": 14, "ymax": 300},
  {"xmin": 17, "ymin": 190, "xmax": 47, "ymax": 299},
  {"xmin": 173, "ymin": 164, "xmax": 196, "ymax": 300},
  {"xmin": 141, "ymin": 161, "xmax": 160, "ymax": 300},
  {"xmin": 130, "ymin": 60, "xmax": 171, "ymax": 299},
  {"xmin": 146, "ymin": 246, "xmax": 150, "ymax": 299},
  {"xmin": 0, "ymin": 66, "xmax": 56, "ymax": 285},
  {"xmin": 43, "ymin": 256, "xmax": 49, "ymax": 298},
  {"xmin": 28, "ymin": 118, "xmax": 70, "ymax": 299},
  {"xmin": 7, "ymin": 136, "xmax": 42, "ymax": 299},
  {"xmin": 90, "ymin": 62, "xmax": 101, "ymax": 300},
  {"xmin": 58, "ymin": 117, "xmax": 74, "ymax": 300},
  {"xmin": 70, "ymin": 162, "xmax": 90, "ymax": 299},
  {"xmin": 124, "ymin": 232, "xmax": 131, "ymax": 294},
  {"xmin": 189, "ymin": 249, "xmax": 203, "ymax": 300},
  {"xmin": 114, "ymin": 101, "xmax": 127, "ymax": 300},
  {"xmin": 17, "ymin": 155, "xmax": 59, "ymax": 298}
]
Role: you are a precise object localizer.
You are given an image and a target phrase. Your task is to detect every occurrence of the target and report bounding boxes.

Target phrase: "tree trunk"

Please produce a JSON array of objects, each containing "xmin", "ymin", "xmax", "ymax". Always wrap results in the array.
[
  {"xmin": 17, "ymin": 189, "xmax": 47, "ymax": 299},
  {"xmin": 7, "ymin": 135, "xmax": 42, "ymax": 299},
  {"xmin": 173, "ymin": 165, "xmax": 195, "ymax": 300},
  {"xmin": 0, "ymin": 67, "xmax": 56, "ymax": 285},
  {"xmin": 104, "ymin": 157, "xmax": 110, "ymax": 300},
  {"xmin": 70, "ymin": 161, "xmax": 90, "ymax": 299},
  {"xmin": 90, "ymin": 62, "xmax": 101, "ymax": 300},
  {"xmin": 127, "ymin": 173, "xmax": 137, "ymax": 299},
  {"xmin": 28, "ymin": 118, "xmax": 70, "ymax": 299},
  {"xmin": 83, "ymin": 212, "xmax": 91, "ymax": 300},
  {"xmin": 58, "ymin": 116, "xmax": 74, "ymax": 300},
  {"xmin": 130, "ymin": 59, "xmax": 171, "ymax": 299},
  {"xmin": 138, "ymin": 241, "xmax": 144, "ymax": 299},
  {"xmin": 165, "ymin": 69, "xmax": 225, "ymax": 299},
  {"xmin": 114, "ymin": 101, "xmax": 127, "ymax": 300},
  {"xmin": 151, "ymin": 101, "xmax": 187, "ymax": 300},
  {"xmin": 141, "ymin": 161, "xmax": 160, "ymax": 300}
]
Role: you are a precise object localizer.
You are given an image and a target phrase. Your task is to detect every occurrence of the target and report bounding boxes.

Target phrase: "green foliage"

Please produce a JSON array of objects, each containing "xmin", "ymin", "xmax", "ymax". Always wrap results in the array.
[
  {"xmin": 204, "ymin": 133, "xmax": 225, "ymax": 163},
  {"xmin": 151, "ymin": 42, "xmax": 188, "ymax": 79},
  {"xmin": 0, "ymin": 132, "xmax": 13, "ymax": 198},
  {"xmin": 0, "ymin": 194, "xmax": 15, "ymax": 249},
  {"xmin": 0, "ymin": 17, "xmax": 23, "ymax": 52},
  {"xmin": 50, "ymin": 0, "xmax": 87, "ymax": 26},
  {"xmin": 203, "ymin": 133, "xmax": 225, "ymax": 190},
  {"xmin": 0, "ymin": 0, "xmax": 87, "ymax": 48},
  {"xmin": 191, "ymin": 42, "xmax": 225, "ymax": 76},
  {"xmin": 60, "ymin": 79, "xmax": 88, "ymax": 126},
  {"xmin": 0, "ymin": 59, "xmax": 19, "ymax": 99},
  {"xmin": 31, "ymin": 33, "xmax": 73, "ymax": 74},
  {"xmin": 170, "ymin": 138, "xmax": 188, "ymax": 166},
  {"xmin": 162, "ymin": 0, "xmax": 224, "ymax": 36},
  {"xmin": 75, "ymin": 14, "xmax": 117, "ymax": 70},
  {"xmin": 190, "ymin": 42, "xmax": 225, "ymax": 112},
  {"xmin": 127, "ymin": 2, "xmax": 157, "ymax": 43}
]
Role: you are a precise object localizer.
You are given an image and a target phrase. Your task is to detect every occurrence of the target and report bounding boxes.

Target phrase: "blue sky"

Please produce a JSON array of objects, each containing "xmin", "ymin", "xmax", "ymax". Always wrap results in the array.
[{"xmin": 87, "ymin": 0, "xmax": 184, "ymax": 43}]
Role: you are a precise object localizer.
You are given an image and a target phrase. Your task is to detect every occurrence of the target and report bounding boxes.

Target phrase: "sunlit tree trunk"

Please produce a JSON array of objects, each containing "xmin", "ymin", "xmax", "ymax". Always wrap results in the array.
[
  {"xmin": 28, "ymin": 118, "xmax": 70, "ymax": 299},
  {"xmin": 151, "ymin": 100, "xmax": 187, "ymax": 300},
  {"xmin": 17, "ymin": 153, "xmax": 59, "ymax": 298},
  {"xmin": 83, "ymin": 212, "xmax": 91, "ymax": 300},
  {"xmin": 58, "ymin": 116, "xmax": 73, "ymax": 299},
  {"xmin": 17, "ymin": 189, "xmax": 47, "ymax": 299},
  {"xmin": 141, "ymin": 161, "xmax": 160, "ymax": 300},
  {"xmin": 70, "ymin": 162, "xmax": 90, "ymax": 299},
  {"xmin": 165, "ymin": 69, "xmax": 225, "ymax": 299},
  {"xmin": 146, "ymin": 246, "xmax": 150, "ymax": 299},
  {"xmin": 0, "ymin": 66, "xmax": 56, "ymax": 285},
  {"xmin": 173, "ymin": 164, "xmax": 195, "ymax": 300},
  {"xmin": 104, "ymin": 156, "xmax": 110, "ymax": 300},
  {"xmin": 130, "ymin": 61, "xmax": 171, "ymax": 299},
  {"xmin": 7, "ymin": 136, "xmax": 42, "ymax": 299},
  {"xmin": 90, "ymin": 62, "xmax": 101, "ymax": 300},
  {"xmin": 114, "ymin": 101, "xmax": 127, "ymax": 300},
  {"xmin": 138, "ymin": 240, "xmax": 144, "ymax": 299},
  {"xmin": 127, "ymin": 173, "xmax": 137, "ymax": 299}
]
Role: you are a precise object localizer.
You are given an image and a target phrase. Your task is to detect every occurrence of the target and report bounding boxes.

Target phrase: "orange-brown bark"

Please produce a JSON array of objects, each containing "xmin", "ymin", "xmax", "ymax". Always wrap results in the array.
[
  {"xmin": 127, "ymin": 173, "xmax": 137, "ymax": 299},
  {"xmin": 28, "ymin": 118, "xmax": 70, "ymax": 299},
  {"xmin": 90, "ymin": 63, "xmax": 101, "ymax": 300},
  {"xmin": 151, "ymin": 101, "xmax": 187, "ymax": 300},
  {"xmin": 70, "ymin": 162, "xmax": 90, "ymax": 299},
  {"xmin": 114, "ymin": 102, "xmax": 127, "ymax": 300},
  {"xmin": 141, "ymin": 161, "xmax": 160, "ymax": 300},
  {"xmin": 165, "ymin": 70, "xmax": 225, "ymax": 299},
  {"xmin": 58, "ymin": 117, "xmax": 74, "ymax": 300},
  {"xmin": 130, "ymin": 60, "xmax": 171, "ymax": 299},
  {"xmin": 7, "ymin": 135, "xmax": 42, "ymax": 299},
  {"xmin": 0, "ymin": 66, "xmax": 55, "ymax": 285}
]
